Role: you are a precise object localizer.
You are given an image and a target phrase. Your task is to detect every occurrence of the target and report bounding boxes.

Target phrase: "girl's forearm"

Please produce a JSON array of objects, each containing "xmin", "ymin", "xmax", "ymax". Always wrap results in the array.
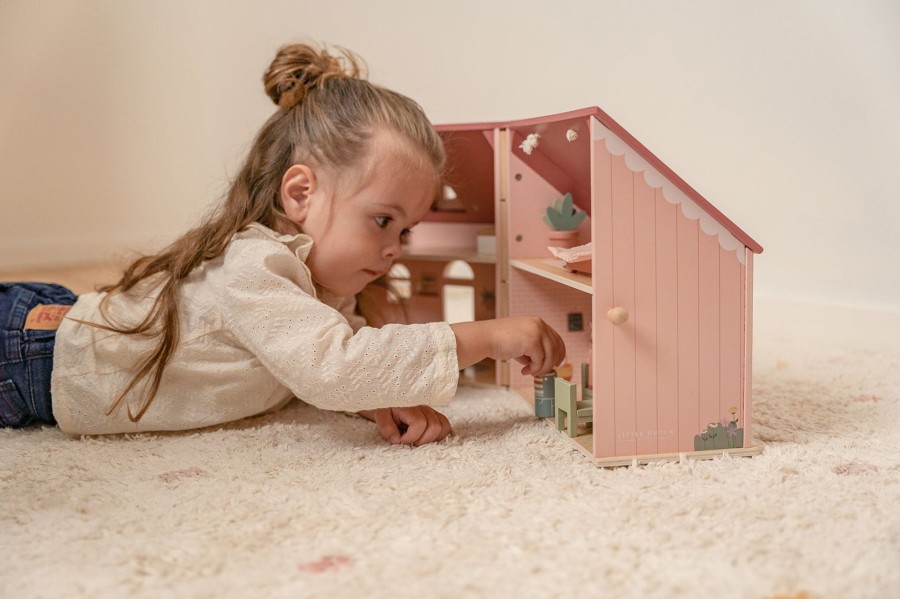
[{"xmin": 450, "ymin": 321, "xmax": 495, "ymax": 370}]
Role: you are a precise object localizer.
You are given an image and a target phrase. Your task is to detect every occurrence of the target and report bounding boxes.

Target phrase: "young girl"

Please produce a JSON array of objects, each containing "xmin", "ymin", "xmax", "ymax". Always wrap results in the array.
[{"xmin": 0, "ymin": 43, "xmax": 565, "ymax": 446}]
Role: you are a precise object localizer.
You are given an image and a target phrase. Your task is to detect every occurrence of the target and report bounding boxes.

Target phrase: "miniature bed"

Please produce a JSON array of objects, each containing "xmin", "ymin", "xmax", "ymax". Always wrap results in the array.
[{"xmin": 371, "ymin": 107, "xmax": 763, "ymax": 467}]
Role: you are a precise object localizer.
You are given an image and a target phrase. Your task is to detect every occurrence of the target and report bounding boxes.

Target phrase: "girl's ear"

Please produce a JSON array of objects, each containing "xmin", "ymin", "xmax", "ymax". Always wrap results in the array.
[{"xmin": 280, "ymin": 164, "xmax": 318, "ymax": 223}]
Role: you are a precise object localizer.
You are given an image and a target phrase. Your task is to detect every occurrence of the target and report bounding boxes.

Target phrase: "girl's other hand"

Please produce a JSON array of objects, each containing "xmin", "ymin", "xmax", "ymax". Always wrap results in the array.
[{"xmin": 361, "ymin": 406, "xmax": 453, "ymax": 446}]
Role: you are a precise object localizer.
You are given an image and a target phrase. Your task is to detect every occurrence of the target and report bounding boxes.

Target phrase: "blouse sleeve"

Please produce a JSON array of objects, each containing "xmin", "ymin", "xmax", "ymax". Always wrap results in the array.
[
  {"xmin": 324, "ymin": 292, "xmax": 368, "ymax": 333},
  {"xmin": 220, "ymin": 239, "xmax": 459, "ymax": 412}
]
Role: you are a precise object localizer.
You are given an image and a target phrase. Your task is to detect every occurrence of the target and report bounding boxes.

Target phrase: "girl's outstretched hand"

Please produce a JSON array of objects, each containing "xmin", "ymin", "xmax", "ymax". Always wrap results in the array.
[
  {"xmin": 359, "ymin": 407, "xmax": 453, "ymax": 446},
  {"xmin": 451, "ymin": 316, "xmax": 567, "ymax": 376}
]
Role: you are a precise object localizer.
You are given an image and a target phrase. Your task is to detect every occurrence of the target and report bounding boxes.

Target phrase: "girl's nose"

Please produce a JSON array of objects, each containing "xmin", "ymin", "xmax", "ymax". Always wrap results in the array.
[{"xmin": 383, "ymin": 237, "xmax": 402, "ymax": 260}]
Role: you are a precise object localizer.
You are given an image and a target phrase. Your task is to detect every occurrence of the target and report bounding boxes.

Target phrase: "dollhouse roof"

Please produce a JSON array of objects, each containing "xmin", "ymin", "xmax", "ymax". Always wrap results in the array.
[{"xmin": 436, "ymin": 107, "xmax": 763, "ymax": 255}]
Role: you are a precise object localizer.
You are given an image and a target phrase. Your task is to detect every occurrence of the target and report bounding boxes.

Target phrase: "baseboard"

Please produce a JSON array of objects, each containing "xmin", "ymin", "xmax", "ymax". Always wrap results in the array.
[
  {"xmin": 754, "ymin": 292, "xmax": 900, "ymax": 316},
  {"xmin": 754, "ymin": 296, "xmax": 900, "ymax": 353}
]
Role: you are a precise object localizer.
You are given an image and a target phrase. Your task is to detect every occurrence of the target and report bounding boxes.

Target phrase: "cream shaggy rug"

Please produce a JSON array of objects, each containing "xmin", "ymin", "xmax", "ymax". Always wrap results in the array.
[{"xmin": 2, "ymin": 301, "xmax": 899, "ymax": 599}]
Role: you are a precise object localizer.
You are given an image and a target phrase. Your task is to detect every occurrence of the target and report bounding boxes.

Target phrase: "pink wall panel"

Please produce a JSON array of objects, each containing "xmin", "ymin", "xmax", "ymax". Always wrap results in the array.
[
  {"xmin": 654, "ymin": 194, "xmax": 680, "ymax": 454},
  {"xmin": 509, "ymin": 117, "xmax": 593, "ymax": 217},
  {"xmin": 591, "ymin": 135, "xmax": 617, "ymax": 458},
  {"xmin": 590, "ymin": 118, "xmax": 753, "ymax": 459},
  {"xmin": 698, "ymin": 230, "xmax": 722, "ymax": 434},
  {"xmin": 507, "ymin": 268, "xmax": 592, "ymax": 392},
  {"xmin": 610, "ymin": 155, "xmax": 637, "ymax": 456},
  {"xmin": 429, "ymin": 129, "xmax": 495, "ymax": 224},
  {"xmin": 676, "ymin": 215, "xmax": 701, "ymax": 450},
  {"xmin": 633, "ymin": 171, "xmax": 659, "ymax": 455},
  {"xmin": 507, "ymin": 154, "xmax": 590, "ymax": 260}
]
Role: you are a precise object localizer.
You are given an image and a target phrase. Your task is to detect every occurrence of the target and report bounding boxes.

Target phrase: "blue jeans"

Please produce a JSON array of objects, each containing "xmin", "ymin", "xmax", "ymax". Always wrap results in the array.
[{"xmin": 0, "ymin": 282, "xmax": 77, "ymax": 427}]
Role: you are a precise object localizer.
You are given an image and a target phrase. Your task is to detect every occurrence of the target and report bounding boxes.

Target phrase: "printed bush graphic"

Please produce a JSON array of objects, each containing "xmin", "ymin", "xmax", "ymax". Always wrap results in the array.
[{"xmin": 694, "ymin": 407, "xmax": 743, "ymax": 451}]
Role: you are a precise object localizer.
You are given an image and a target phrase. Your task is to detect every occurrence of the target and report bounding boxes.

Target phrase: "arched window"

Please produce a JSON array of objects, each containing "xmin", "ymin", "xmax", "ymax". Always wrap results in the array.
[
  {"xmin": 442, "ymin": 260, "xmax": 475, "ymax": 323},
  {"xmin": 444, "ymin": 260, "xmax": 474, "ymax": 281},
  {"xmin": 387, "ymin": 264, "xmax": 411, "ymax": 302}
]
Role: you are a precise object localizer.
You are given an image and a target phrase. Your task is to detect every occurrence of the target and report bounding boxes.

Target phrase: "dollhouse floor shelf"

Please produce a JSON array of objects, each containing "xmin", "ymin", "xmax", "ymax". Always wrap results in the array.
[{"xmin": 509, "ymin": 258, "xmax": 592, "ymax": 294}]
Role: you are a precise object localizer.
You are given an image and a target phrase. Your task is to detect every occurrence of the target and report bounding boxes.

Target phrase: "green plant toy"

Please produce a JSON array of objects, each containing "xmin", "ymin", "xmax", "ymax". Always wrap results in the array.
[{"xmin": 543, "ymin": 193, "xmax": 585, "ymax": 231}]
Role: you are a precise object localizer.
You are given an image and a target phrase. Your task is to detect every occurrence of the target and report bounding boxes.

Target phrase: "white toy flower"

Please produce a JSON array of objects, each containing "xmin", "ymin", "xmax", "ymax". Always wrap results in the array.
[
  {"xmin": 519, "ymin": 133, "xmax": 540, "ymax": 155},
  {"xmin": 566, "ymin": 129, "xmax": 578, "ymax": 141}
]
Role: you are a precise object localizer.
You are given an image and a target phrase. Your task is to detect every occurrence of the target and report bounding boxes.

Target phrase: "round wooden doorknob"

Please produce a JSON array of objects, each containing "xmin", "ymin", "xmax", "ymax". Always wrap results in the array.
[{"xmin": 607, "ymin": 307, "xmax": 629, "ymax": 325}]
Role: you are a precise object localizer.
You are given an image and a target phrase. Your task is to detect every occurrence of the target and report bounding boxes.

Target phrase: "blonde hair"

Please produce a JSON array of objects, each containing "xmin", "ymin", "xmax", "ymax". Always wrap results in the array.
[{"xmin": 95, "ymin": 43, "xmax": 445, "ymax": 422}]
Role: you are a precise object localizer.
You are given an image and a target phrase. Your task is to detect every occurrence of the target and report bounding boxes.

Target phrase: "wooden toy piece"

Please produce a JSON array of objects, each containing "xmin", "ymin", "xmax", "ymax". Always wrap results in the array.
[
  {"xmin": 544, "ymin": 192, "xmax": 586, "ymax": 231},
  {"xmin": 554, "ymin": 362, "xmax": 573, "ymax": 381},
  {"xmin": 545, "ymin": 192, "xmax": 586, "ymax": 249},
  {"xmin": 519, "ymin": 132, "xmax": 540, "ymax": 155},
  {"xmin": 580, "ymin": 362, "xmax": 592, "ymax": 403},
  {"xmin": 534, "ymin": 374, "xmax": 556, "ymax": 418},
  {"xmin": 555, "ymin": 377, "xmax": 593, "ymax": 438}
]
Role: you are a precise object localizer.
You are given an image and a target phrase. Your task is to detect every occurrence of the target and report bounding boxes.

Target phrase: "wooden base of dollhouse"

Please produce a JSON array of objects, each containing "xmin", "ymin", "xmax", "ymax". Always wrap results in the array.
[
  {"xmin": 545, "ymin": 418, "xmax": 763, "ymax": 467},
  {"xmin": 515, "ymin": 387, "xmax": 762, "ymax": 467}
]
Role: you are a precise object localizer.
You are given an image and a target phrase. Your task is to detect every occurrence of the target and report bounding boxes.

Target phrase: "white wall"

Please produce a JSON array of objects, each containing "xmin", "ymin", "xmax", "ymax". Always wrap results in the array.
[{"xmin": 2, "ymin": 0, "xmax": 898, "ymax": 312}]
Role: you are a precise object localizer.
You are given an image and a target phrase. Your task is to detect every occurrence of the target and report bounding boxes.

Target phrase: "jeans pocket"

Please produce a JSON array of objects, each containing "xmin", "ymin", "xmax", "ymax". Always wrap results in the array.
[{"xmin": 0, "ymin": 378, "xmax": 30, "ymax": 427}]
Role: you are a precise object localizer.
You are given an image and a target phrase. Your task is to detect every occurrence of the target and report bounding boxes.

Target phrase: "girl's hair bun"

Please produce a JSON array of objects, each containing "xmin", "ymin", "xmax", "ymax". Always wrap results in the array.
[{"xmin": 263, "ymin": 43, "xmax": 365, "ymax": 110}]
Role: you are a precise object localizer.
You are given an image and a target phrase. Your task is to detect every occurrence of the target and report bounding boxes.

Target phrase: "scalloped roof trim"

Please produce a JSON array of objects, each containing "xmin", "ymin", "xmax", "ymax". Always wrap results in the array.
[{"xmin": 592, "ymin": 119, "xmax": 746, "ymax": 264}]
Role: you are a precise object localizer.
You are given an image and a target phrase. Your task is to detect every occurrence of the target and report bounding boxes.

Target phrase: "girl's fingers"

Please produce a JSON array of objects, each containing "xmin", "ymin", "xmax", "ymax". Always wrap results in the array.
[
  {"xmin": 519, "ymin": 323, "xmax": 566, "ymax": 376},
  {"xmin": 396, "ymin": 407, "xmax": 452, "ymax": 446},
  {"xmin": 397, "ymin": 407, "xmax": 427, "ymax": 445},
  {"xmin": 375, "ymin": 407, "xmax": 453, "ymax": 446},
  {"xmin": 439, "ymin": 413, "xmax": 452, "ymax": 441},
  {"xmin": 374, "ymin": 409, "xmax": 402, "ymax": 444},
  {"xmin": 411, "ymin": 408, "xmax": 442, "ymax": 446}
]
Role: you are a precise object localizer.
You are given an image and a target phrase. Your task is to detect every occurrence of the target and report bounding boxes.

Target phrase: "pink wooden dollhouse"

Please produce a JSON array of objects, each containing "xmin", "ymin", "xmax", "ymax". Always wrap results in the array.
[{"xmin": 381, "ymin": 107, "xmax": 763, "ymax": 466}]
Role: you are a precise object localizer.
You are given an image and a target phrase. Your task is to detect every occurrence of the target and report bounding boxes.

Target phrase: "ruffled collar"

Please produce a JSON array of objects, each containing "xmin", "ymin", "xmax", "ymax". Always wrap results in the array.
[{"xmin": 242, "ymin": 222, "xmax": 313, "ymax": 262}]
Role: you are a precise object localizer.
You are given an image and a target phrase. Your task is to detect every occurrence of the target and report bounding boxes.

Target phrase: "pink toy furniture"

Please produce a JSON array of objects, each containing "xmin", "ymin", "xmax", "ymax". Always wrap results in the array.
[{"xmin": 378, "ymin": 107, "xmax": 763, "ymax": 466}]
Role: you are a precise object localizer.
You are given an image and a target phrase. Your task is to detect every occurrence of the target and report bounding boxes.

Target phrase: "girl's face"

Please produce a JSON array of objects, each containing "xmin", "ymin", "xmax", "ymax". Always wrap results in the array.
[{"xmin": 297, "ymin": 142, "xmax": 437, "ymax": 297}]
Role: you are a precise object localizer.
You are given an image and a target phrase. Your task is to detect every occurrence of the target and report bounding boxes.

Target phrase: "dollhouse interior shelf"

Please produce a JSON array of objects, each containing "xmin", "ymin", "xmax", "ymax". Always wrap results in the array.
[
  {"xmin": 509, "ymin": 259, "xmax": 593, "ymax": 294},
  {"xmin": 401, "ymin": 248, "xmax": 496, "ymax": 265}
]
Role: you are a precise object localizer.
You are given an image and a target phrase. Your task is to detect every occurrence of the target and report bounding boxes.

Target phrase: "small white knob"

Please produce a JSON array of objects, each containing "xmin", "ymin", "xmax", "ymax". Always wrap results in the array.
[{"xmin": 607, "ymin": 307, "xmax": 629, "ymax": 325}]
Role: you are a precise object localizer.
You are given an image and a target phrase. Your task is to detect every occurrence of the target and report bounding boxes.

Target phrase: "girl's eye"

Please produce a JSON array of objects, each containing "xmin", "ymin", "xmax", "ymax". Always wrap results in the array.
[
  {"xmin": 374, "ymin": 216, "xmax": 392, "ymax": 229},
  {"xmin": 400, "ymin": 228, "xmax": 412, "ymax": 240}
]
